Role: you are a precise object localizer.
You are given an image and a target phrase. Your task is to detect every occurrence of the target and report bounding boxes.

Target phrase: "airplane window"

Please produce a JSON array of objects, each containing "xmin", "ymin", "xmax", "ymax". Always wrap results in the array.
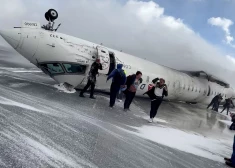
[
  {"xmin": 63, "ymin": 63, "xmax": 86, "ymax": 74},
  {"xmin": 40, "ymin": 63, "xmax": 64, "ymax": 74},
  {"xmin": 101, "ymin": 50, "xmax": 106, "ymax": 53},
  {"xmin": 192, "ymin": 87, "xmax": 194, "ymax": 91}
]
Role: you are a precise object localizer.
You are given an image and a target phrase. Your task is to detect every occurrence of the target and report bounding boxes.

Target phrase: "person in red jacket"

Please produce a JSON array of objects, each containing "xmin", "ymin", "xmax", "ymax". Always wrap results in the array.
[{"xmin": 144, "ymin": 78, "xmax": 168, "ymax": 123}]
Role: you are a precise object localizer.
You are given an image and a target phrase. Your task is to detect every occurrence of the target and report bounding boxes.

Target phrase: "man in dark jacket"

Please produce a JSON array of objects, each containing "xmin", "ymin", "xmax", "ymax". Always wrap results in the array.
[
  {"xmin": 107, "ymin": 64, "xmax": 126, "ymax": 108},
  {"xmin": 144, "ymin": 78, "xmax": 168, "ymax": 123},
  {"xmin": 221, "ymin": 98, "xmax": 234, "ymax": 115},
  {"xmin": 212, "ymin": 94, "xmax": 223, "ymax": 112},
  {"xmin": 79, "ymin": 59, "xmax": 102, "ymax": 99},
  {"xmin": 123, "ymin": 71, "xmax": 142, "ymax": 111},
  {"xmin": 207, "ymin": 94, "xmax": 221, "ymax": 109}
]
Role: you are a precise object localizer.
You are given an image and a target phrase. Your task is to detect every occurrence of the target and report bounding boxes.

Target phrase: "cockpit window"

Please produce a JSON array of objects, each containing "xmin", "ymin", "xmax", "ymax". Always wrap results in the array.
[
  {"xmin": 40, "ymin": 63, "xmax": 64, "ymax": 74},
  {"xmin": 63, "ymin": 63, "xmax": 86, "ymax": 74}
]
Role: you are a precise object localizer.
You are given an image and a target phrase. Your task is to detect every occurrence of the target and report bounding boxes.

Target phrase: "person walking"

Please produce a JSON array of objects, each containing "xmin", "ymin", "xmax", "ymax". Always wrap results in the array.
[
  {"xmin": 144, "ymin": 78, "xmax": 168, "ymax": 123},
  {"xmin": 207, "ymin": 94, "xmax": 221, "ymax": 109},
  {"xmin": 117, "ymin": 70, "xmax": 127, "ymax": 102},
  {"xmin": 123, "ymin": 71, "xmax": 142, "ymax": 111},
  {"xmin": 212, "ymin": 94, "xmax": 223, "ymax": 112},
  {"xmin": 107, "ymin": 64, "xmax": 126, "ymax": 108},
  {"xmin": 79, "ymin": 59, "xmax": 102, "ymax": 99},
  {"xmin": 221, "ymin": 97, "xmax": 234, "ymax": 115}
]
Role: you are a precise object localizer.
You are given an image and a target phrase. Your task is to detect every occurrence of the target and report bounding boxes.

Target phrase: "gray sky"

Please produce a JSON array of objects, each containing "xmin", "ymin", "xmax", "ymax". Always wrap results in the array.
[{"xmin": 0, "ymin": 0, "xmax": 235, "ymax": 86}]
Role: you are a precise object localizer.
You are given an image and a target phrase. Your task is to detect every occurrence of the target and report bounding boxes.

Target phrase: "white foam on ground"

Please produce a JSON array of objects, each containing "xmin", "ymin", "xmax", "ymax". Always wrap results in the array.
[
  {"xmin": 9, "ymin": 83, "xmax": 30, "ymax": 88},
  {"xmin": 12, "ymin": 70, "xmax": 42, "ymax": 73},
  {"xmin": 53, "ymin": 83, "xmax": 76, "ymax": 94},
  {"xmin": 123, "ymin": 125, "xmax": 231, "ymax": 163},
  {"xmin": 0, "ymin": 67, "xmax": 41, "ymax": 73},
  {"xmin": 0, "ymin": 96, "xmax": 46, "ymax": 113}
]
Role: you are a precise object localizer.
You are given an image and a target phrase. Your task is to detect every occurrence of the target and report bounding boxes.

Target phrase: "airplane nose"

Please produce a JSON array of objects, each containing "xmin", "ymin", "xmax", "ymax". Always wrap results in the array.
[{"xmin": 0, "ymin": 29, "xmax": 21, "ymax": 49}]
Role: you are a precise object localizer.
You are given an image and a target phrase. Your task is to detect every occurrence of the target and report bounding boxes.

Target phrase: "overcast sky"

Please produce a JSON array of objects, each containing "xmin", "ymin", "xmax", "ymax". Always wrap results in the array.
[{"xmin": 1, "ymin": 0, "xmax": 235, "ymax": 86}]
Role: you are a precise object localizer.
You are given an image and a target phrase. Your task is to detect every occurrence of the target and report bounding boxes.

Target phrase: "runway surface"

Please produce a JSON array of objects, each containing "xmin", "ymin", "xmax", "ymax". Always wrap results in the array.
[{"xmin": 0, "ymin": 47, "xmax": 233, "ymax": 168}]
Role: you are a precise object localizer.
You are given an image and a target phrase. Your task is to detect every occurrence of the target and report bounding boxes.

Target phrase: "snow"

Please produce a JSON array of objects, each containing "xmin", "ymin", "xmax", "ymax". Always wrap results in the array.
[
  {"xmin": 24, "ymin": 137, "xmax": 98, "ymax": 168},
  {"xmin": 123, "ymin": 125, "xmax": 231, "ymax": 163},
  {"xmin": 219, "ymin": 119, "xmax": 232, "ymax": 126},
  {"xmin": 9, "ymin": 82, "xmax": 30, "ymax": 88},
  {"xmin": 53, "ymin": 83, "xmax": 76, "ymax": 94},
  {"xmin": 12, "ymin": 70, "xmax": 42, "ymax": 73},
  {"xmin": 0, "ymin": 96, "xmax": 46, "ymax": 113}
]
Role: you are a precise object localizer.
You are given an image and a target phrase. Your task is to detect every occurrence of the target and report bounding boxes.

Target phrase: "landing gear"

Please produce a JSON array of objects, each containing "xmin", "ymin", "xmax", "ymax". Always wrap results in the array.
[
  {"xmin": 42, "ymin": 9, "xmax": 61, "ymax": 31},
  {"xmin": 45, "ymin": 9, "xmax": 58, "ymax": 21}
]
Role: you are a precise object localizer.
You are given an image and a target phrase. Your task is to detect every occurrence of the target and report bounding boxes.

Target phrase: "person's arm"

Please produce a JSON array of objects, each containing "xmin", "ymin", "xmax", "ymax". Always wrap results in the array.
[{"xmin": 107, "ymin": 69, "xmax": 116, "ymax": 81}]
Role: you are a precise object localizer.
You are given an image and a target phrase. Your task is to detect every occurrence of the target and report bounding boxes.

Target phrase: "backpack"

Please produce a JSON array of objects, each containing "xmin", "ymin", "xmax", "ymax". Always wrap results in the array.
[{"xmin": 113, "ymin": 69, "xmax": 124, "ymax": 85}]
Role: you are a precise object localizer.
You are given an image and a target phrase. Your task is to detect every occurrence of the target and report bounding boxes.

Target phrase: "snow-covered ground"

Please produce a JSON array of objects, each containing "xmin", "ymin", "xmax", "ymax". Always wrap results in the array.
[{"xmin": 0, "ymin": 48, "xmax": 233, "ymax": 168}]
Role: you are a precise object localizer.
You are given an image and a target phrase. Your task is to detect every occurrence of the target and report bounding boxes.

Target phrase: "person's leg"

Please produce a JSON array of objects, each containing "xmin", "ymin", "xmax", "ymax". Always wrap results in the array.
[
  {"xmin": 227, "ymin": 106, "xmax": 230, "ymax": 115},
  {"xmin": 110, "ymin": 83, "xmax": 118, "ymax": 107},
  {"xmin": 207, "ymin": 101, "xmax": 214, "ymax": 109},
  {"xmin": 221, "ymin": 106, "xmax": 226, "ymax": 113},
  {"xmin": 215, "ymin": 103, "xmax": 219, "ymax": 112},
  {"xmin": 152, "ymin": 99, "xmax": 162, "ymax": 118},
  {"xmin": 126, "ymin": 92, "xmax": 135, "ymax": 109},
  {"xmin": 80, "ymin": 80, "xmax": 91, "ymax": 96},
  {"xmin": 124, "ymin": 91, "xmax": 130, "ymax": 109},
  {"xmin": 89, "ymin": 82, "xmax": 95, "ymax": 98},
  {"xmin": 150, "ymin": 100, "xmax": 157, "ymax": 119}
]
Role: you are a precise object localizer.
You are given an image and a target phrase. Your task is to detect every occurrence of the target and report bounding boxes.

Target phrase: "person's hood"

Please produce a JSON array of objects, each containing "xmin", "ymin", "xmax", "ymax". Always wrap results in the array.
[{"xmin": 117, "ymin": 64, "xmax": 123, "ymax": 69}]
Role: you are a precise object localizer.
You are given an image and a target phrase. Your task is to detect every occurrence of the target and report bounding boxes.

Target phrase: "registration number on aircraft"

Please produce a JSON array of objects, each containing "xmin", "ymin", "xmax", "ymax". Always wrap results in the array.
[
  {"xmin": 21, "ymin": 20, "xmax": 40, "ymax": 28},
  {"xmin": 24, "ymin": 22, "xmax": 37, "ymax": 27}
]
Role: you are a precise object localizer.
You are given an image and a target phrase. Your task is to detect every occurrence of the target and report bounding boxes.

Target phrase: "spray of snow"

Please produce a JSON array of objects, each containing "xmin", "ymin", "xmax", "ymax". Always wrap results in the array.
[
  {"xmin": 219, "ymin": 120, "xmax": 232, "ymax": 126},
  {"xmin": 122, "ymin": 125, "xmax": 231, "ymax": 163},
  {"xmin": 53, "ymin": 83, "xmax": 76, "ymax": 94}
]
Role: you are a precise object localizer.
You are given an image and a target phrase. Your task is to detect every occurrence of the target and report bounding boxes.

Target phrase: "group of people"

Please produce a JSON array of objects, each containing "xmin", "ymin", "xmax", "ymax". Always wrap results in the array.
[
  {"xmin": 78, "ymin": 60, "xmax": 235, "ymax": 167},
  {"xmin": 207, "ymin": 93, "xmax": 234, "ymax": 115},
  {"xmin": 79, "ymin": 59, "xmax": 168, "ymax": 122},
  {"xmin": 207, "ymin": 94, "xmax": 235, "ymax": 167}
]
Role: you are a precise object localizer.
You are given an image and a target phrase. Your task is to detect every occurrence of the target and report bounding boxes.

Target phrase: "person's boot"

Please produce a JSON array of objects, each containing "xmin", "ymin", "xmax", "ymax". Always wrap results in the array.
[
  {"xmin": 224, "ymin": 157, "xmax": 232, "ymax": 162},
  {"xmin": 225, "ymin": 161, "xmax": 235, "ymax": 167},
  {"xmin": 90, "ymin": 96, "xmax": 96, "ymax": 99},
  {"xmin": 79, "ymin": 93, "xmax": 85, "ymax": 97},
  {"xmin": 148, "ymin": 118, "xmax": 153, "ymax": 123}
]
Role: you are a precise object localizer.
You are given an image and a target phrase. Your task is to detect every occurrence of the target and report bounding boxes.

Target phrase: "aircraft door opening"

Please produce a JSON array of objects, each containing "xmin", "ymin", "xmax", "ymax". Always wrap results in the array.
[
  {"xmin": 108, "ymin": 52, "xmax": 116, "ymax": 75},
  {"xmin": 207, "ymin": 85, "xmax": 211, "ymax": 96},
  {"xmin": 96, "ymin": 46, "xmax": 110, "ymax": 75}
]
